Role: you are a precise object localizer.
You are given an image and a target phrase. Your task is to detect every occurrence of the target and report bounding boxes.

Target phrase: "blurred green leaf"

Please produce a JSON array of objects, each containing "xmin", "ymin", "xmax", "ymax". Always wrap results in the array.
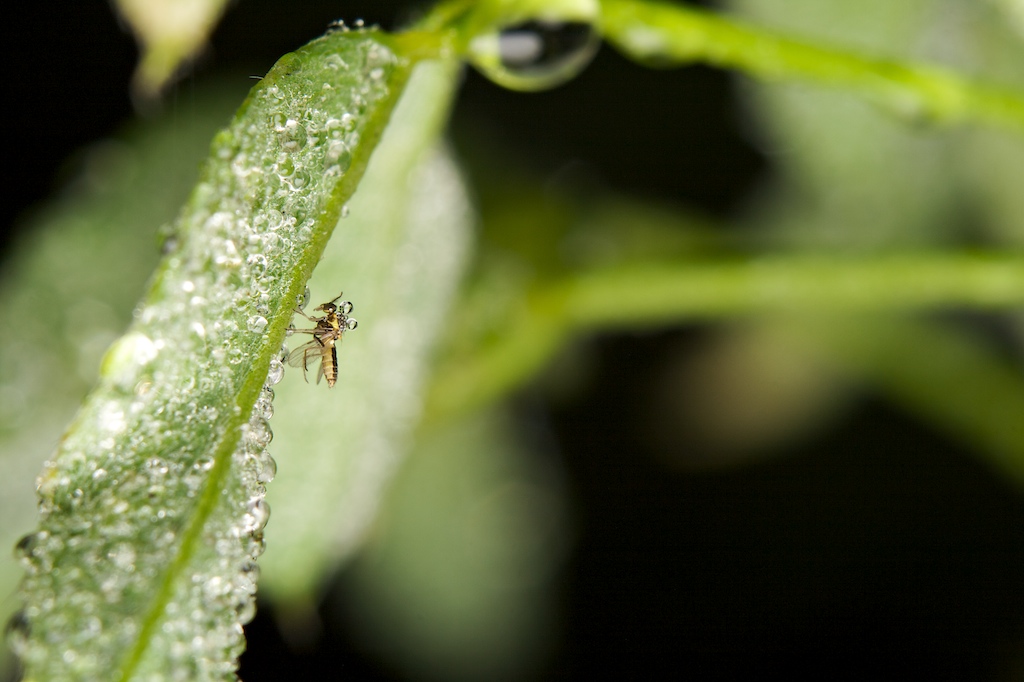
[
  {"xmin": 115, "ymin": 0, "xmax": 233, "ymax": 98},
  {"xmin": 341, "ymin": 408, "xmax": 567, "ymax": 682}
]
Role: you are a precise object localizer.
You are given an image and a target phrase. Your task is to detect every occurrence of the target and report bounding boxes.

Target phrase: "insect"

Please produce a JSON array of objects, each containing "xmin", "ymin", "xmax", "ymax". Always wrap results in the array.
[{"xmin": 287, "ymin": 292, "xmax": 358, "ymax": 387}]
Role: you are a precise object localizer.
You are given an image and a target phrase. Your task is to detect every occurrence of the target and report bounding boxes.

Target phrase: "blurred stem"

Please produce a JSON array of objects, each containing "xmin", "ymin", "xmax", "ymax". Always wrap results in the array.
[
  {"xmin": 600, "ymin": 0, "xmax": 1024, "ymax": 132},
  {"xmin": 427, "ymin": 252, "xmax": 1024, "ymax": 419},
  {"xmin": 556, "ymin": 253, "xmax": 1024, "ymax": 328}
]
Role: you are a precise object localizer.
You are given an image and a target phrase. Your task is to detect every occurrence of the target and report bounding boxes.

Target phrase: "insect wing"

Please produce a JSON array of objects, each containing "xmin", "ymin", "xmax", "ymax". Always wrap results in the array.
[{"xmin": 287, "ymin": 339, "xmax": 324, "ymax": 369}]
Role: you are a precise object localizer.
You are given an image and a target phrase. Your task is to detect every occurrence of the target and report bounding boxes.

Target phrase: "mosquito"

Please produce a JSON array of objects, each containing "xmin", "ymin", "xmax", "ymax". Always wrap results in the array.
[{"xmin": 287, "ymin": 292, "xmax": 358, "ymax": 387}]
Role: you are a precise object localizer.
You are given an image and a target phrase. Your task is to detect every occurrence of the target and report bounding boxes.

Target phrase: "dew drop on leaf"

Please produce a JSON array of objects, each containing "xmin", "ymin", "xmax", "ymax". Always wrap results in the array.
[
  {"xmin": 246, "ymin": 533, "xmax": 266, "ymax": 559},
  {"xmin": 243, "ymin": 499, "xmax": 271, "ymax": 533},
  {"xmin": 4, "ymin": 610, "xmax": 30, "ymax": 657},
  {"xmin": 14, "ymin": 532, "xmax": 41, "ymax": 570},
  {"xmin": 256, "ymin": 387, "xmax": 275, "ymax": 420},
  {"xmin": 247, "ymin": 417, "xmax": 273, "ymax": 450},
  {"xmin": 235, "ymin": 597, "xmax": 257, "ymax": 625},
  {"xmin": 256, "ymin": 451, "xmax": 277, "ymax": 484},
  {"xmin": 247, "ymin": 315, "xmax": 269, "ymax": 334}
]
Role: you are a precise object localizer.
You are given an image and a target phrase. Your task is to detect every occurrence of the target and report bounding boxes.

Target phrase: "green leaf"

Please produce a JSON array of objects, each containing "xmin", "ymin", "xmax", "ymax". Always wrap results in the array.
[
  {"xmin": 13, "ymin": 27, "xmax": 438, "ymax": 680},
  {"xmin": 258, "ymin": 59, "xmax": 471, "ymax": 604},
  {"xmin": 0, "ymin": 81, "xmax": 246, "ymax": 676}
]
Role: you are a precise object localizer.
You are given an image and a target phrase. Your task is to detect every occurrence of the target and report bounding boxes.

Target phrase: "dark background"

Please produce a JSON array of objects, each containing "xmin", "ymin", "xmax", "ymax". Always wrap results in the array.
[{"xmin": 4, "ymin": 2, "xmax": 1023, "ymax": 680}]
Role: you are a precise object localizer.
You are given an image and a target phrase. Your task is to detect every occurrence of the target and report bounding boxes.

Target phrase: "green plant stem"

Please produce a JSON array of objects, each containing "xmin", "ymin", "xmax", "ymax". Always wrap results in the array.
[
  {"xmin": 556, "ymin": 253, "xmax": 1024, "ymax": 328},
  {"xmin": 600, "ymin": 0, "xmax": 1024, "ymax": 131},
  {"xmin": 427, "ymin": 252, "xmax": 1024, "ymax": 419}
]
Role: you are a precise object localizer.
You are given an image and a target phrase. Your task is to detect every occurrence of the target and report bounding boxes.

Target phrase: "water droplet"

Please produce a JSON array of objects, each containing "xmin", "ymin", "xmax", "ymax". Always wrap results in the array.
[
  {"xmin": 345, "ymin": 318, "xmax": 358, "ymax": 331},
  {"xmin": 325, "ymin": 140, "xmax": 352, "ymax": 174},
  {"xmin": 341, "ymin": 204, "xmax": 351, "ymax": 219},
  {"xmin": 243, "ymin": 499, "xmax": 271, "ymax": 533},
  {"xmin": 266, "ymin": 358, "xmax": 285, "ymax": 385},
  {"xmin": 145, "ymin": 457, "xmax": 170, "ymax": 476},
  {"xmin": 247, "ymin": 418, "xmax": 273, "ymax": 449},
  {"xmin": 279, "ymin": 119, "xmax": 307, "ymax": 151},
  {"xmin": 290, "ymin": 169, "xmax": 311, "ymax": 188},
  {"xmin": 298, "ymin": 286, "xmax": 311, "ymax": 311},
  {"xmin": 247, "ymin": 315, "xmax": 269, "ymax": 334},
  {"xmin": 256, "ymin": 451, "xmax": 277, "ymax": 484},
  {"xmin": 101, "ymin": 332, "xmax": 160, "ymax": 388},
  {"xmin": 214, "ymin": 239, "xmax": 243, "ymax": 269},
  {"xmin": 156, "ymin": 216, "xmax": 183, "ymax": 252},
  {"xmin": 278, "ymin": 157, "xmax": 297, "ymax": 179},
  {"xmin": 239, "ymin": 559, "xmax": 260, "ymax": 583},
  {"xmin": 469, "ymin": 14, "xmax": 600, "ymax": 91},
  {"xmin": 269, "ymin": 112, "xmax": 288, "ymax": 130},
  {"xmin": 256, "ymin": 387, "xmax": 275, "ymax": 420},
  {"xmin": 4, "ymin": 609, "xmax": 29, "ymax": 657},
  {"xmin": 14, "ymin": 532, "xmax": 40, "ymax": 564},
  {"xmin": 246, "ymin": 532, "xmax": 266, "ymax": 558},
  {"xmin": 108, "ymin": 543, "xmax": 136, "ymax": 571},
  {"xmin": 265, "ymin": 209, "xmax": 284, "ymax": 231},
  {"xmin": 98, "ymin": 402, "xmax": 127, "ymax": 434},
  {"xmin": 246, "ymin": 253, "xmax": 268, "ymax": 278},
  {"xmin": 323, "ymin": 52, "xmax": 348, "ymax": 70},
  {"xmin": 235, "ymin": 598, "xmax": 257, "ymax": 625}
]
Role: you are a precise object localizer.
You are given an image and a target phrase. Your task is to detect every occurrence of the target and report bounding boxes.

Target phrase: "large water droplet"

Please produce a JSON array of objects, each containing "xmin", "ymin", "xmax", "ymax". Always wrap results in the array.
[
  {"xmin": 246, "ymin": 532, "xmax": 266, "ymax": 559},
  {"xmin": 14, "ymin": 532, "xmax": 42, "ymax": 569},
  {"xmin": 246, "ymin": 315, "xmax": 269, "ymax": 334},
  {"xmin": 325, "ymin": 139, "xmax": 353, "ymax": 174},
  {"xmin": 235, "ymin": 597, "xmax": 257, "ymax": 625},
  {"xmin": 469, "ymin": 14, "xmax": 600, "ymax": 91},
  {"xmin": 266, "ymin": 358, "xmax": 285, "ymax": 385},
  {"xmin": 255, "ymin": 387, "xmax": 275, "ymax": 420},
  {"xmin": 256, "ymin": 451, "xmax": 277, "ymax": 484},
  {"xmin": 4, "ymin": 609, "xmax": 29, "ymax": 657},
  {"xmin": 243, "ymin": 499, "xmax": 271, "ymax": 533}
]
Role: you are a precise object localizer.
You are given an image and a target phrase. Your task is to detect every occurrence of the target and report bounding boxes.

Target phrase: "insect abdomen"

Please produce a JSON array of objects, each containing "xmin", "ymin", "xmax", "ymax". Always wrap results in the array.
[{"xmin": 324, "ymin": 346, "xmax": 338, "ymax": 387}]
